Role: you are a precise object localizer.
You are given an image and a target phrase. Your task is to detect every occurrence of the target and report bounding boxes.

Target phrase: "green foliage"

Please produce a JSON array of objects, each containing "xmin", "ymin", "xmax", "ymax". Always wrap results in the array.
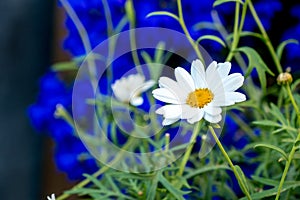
[{"xmin": 238, "ymin": 46, "xmax": 274, "ymax": 93}]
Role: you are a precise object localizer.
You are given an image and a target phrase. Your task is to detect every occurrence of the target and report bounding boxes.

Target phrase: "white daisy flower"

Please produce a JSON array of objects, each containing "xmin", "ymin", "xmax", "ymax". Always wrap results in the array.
[
  {"xmin": 47, "ymin": 194, "xmax": 55, "ymax": 200},
  {"xmin": 152, "ymin": 59, "xmax": 246, "ymax": 125},
  {"xmin": 112, "ymin": 73, "xmax": 155, "ymax": 106}
]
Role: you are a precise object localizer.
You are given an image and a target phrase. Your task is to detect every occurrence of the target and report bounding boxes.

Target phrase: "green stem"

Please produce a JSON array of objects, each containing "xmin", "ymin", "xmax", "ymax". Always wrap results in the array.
[
  {"xmin": 177, "ymin": 0, "xmax": 204, "ymax": 63},
  {"xmin": 100, "ymin": 0, "xmax": 115, "ymax": 92},
  {"xmin": 247, "ymin": 0, "xmax": 283, "ymax": 74},
  {"xmin": 226, "ymin": 2, "xmax": 241, "ymax": 62},
  {"xmin": 275, "ymin": 129, "xmax": 300, "ymax": 200},
  {"xmin": 56, "ymin": 138, "xmax": 136, "ymax": 200},
  {"xmin": 286, "ymin": 84, "xmax": 300, "ymax": 125},
  {"xmin": 126, "ymin": 0, "xmax": 142, "ymax": 74},
  {"xmin": 60, "ymin": 0, "xmax": 98, "ymax": 90},
  {"xmin": 177, "ymin": 120, "xmax": 202, "ymax": 177},
  {"xmin": 208, "ymin": 125, "xmax": 252, "ymax": 200}
]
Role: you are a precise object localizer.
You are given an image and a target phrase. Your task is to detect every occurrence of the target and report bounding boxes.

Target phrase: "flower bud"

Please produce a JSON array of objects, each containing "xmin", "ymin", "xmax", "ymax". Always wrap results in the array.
[{"xmin": 277, "ymin": 72, "xmax": 293, "ymax": 85}]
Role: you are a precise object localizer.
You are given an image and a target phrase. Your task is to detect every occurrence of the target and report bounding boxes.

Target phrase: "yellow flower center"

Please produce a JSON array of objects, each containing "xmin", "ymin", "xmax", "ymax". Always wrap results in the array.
[{"xmin": 186, "ymin": 88, "xmax": 214, "ymax": 108}]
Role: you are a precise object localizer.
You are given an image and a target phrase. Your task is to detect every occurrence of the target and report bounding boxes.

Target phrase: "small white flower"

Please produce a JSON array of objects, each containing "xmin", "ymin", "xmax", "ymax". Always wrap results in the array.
[
  {"xmin": 47, "ymin": 194, "xmax": 55, "ymax": 200},
  {"xmin": 112, "ymin": 73, "xmax": 155, "ymax": 106},
  {"xmin": 152, "ymin": 59, "xmax": 246, "ymax": 125}
]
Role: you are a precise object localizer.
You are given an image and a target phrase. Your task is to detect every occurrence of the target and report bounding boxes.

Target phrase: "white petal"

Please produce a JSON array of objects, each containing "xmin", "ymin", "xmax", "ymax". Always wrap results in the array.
[
  {"xmin": 130, "ymin": 97, "xmax": 143, "ymax": 106},
  {"xmin": 155, "ymin": 105, "xmax": 182, "ymax": 119},
  {"xmin": 175, "ymin": 67, "xmax": 195, "ymax": 92},
  {"xmin": 181, "ymin": 105, "xmax": 200, "ymax": 119},
  {"xmin": 205, "ymin": 61, "xmax": 219, "ymax": 88},
  {"xmin": 158, "ymin": 77, "xmax": 188, "ymax": 101},
  {"xmin": 163, "ymin": 118, "xmax": 180, "ymax": 126},
  {"xmin": 213, "ymin": 92, "xmax": 246, "ymax": 106},
  {"xmin": 152, "ymin": 88, "xmax": 183, "ymax": 104},
  {"xmin": 222, "ymin": 73, "xmax": 244, "ymax": 92},
  {"xmin": 187, "ymin": 109, "xmax": 204, "ymax": 124},
  {"xmin": 138, "ymin": 80, "xmax": 156, "ymax": 93},
  {"xmin": 225, "ymin": 92, "xmax": 246, "ymax": 103},
  {"xmin": 204, "ymin": 113, "xmax": 222, "ymax": 123},
  {"xmin": 217, "ymin": 62, "xmax": 231, "ymax": 79},
  {"xmin": 191, "ymin": 59, "xmax": 207, "ymax": 88},
  {"xmin": 203, "ymin": 105, "xmax": 222, "ymax": 115}
]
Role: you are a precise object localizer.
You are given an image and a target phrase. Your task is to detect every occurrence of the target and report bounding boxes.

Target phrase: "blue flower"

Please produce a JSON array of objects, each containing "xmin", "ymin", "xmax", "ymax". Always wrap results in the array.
[{"xmin": 55, "ymin": 135, "xmax": 98, "ymax": 180}]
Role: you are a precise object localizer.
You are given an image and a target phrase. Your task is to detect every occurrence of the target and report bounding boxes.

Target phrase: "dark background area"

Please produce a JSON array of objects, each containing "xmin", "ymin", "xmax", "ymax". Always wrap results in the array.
[{"xmin": 0, "ymin": 0, "xmax": 63, "ymax": 199}]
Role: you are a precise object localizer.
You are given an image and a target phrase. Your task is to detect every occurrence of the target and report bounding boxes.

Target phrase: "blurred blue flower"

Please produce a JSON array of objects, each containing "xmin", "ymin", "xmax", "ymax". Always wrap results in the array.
[{"xmin": 28, "ymin": 71, "xmax": 98, "ymax": 179}]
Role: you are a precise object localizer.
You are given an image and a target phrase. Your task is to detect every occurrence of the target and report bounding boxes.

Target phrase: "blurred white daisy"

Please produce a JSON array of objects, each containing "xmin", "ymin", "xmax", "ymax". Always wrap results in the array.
[
  {"xmin": 152, "ymin": 59, "xmax": 246, "ymax": 125},
  {"xmin": 47, "ymin": 194, "xmax": 55, "ymax": 200},
  {"xmin": 112, "ymin": 73, "xmax": 155, "ymax": 106}
]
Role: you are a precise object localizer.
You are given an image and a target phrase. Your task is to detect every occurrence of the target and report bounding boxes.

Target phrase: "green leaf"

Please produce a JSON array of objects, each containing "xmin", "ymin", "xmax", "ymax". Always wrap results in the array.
[
  {"xmin": 234, "ymin": 165, "xmax": 250, "ymax": 194},
  {"xmin": 269, "ymin": 103, "xmax": 287, "ymax": 125},
  {"xmin": 158, "ymin": 172, "xmax": 188, "ymax": 200},
  {"xmin": 196, "ymin": 35, "xmax": 226, "ymax": 47},
  {"xmin": 226, "ymin": 31, "xmax": 264, "ymax": 41},
  {"xmin": 240, "ymin": 181, "xmax": 300, "ymax": 200},
  {"xmin": 83, "ymin": 173, "xmax": 104, "ymax": 189},
  {"xmin": 254, "ymin": 143, "xmax": 288, "ymax": 160},
  {"xmin": 125, "ymin": 0, "xmax": 135, "ymax": 24},
  {"xmin": 146, "ymin": 11, "xmax": 179, "ymax": 21},
  {"xmin": 252, "ymin": 120, "xmax": 281, "ymax": 128},
  {"xmin": 146, "ymin": 173, "xmax": 159, "ymax": 200},
  {"xmin": 213, "ymin": 0, "xmax": 244, "ymax": 7},
  {"xmin": 51, "ymin": 61, "xmax": 78, "ymax": 72},
  {"xmin": 251, "ymin": 175, "xmax": 279, "ymax": 186},
  {"xmin": 184, "ymin": 165, "xmax": 230, "ymax": 179},
  {"xmin": 193, "ymin": 22, "xmax": 218, "ymax": 31},
  {"xmin": 237, "ymin": 47, "xmax": 274, "ymax": 93},
  {"xmin": 154, "ymin": 42, "xmax": 166, "ymax": 62},
  {"xmin": 276, "ymin": 39, "xmax": 298, "ymax": 61}
]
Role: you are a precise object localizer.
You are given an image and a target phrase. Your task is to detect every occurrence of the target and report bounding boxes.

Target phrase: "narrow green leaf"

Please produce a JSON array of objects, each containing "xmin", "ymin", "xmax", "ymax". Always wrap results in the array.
[
  {"xmin": 252, "ymin": 120, "xmax": 281, "ymax": 127},
  {"xmin": 184, "ymin": 165, "xmax": 230, "ymax": 179},
  {"xmin": 269, "ymin": 103, "xmax": 287, "ymax": 125},
  {"xmin": 234, "ymin": 165, "xmax": 249, "ymax": 194},
  {"xmin": 114, "ymin": 16, "xmax": 129, "ymax": 34},
  {"xmin": 83, "ymin": 173, "xmax": 104, "ymax": 189},
  {"xmin": 237, "ymin": 47, "xmax": 275, "ymax": 93},
  {"xmin": 196, "ymin": 35, "xmax": 226, "ymax": 47},
  {"xmin": 51, "ymin": 61, "xmax": 78, "ymax": 72},
  {"xmin": 276, "ymin": 39, "xmax": 298, "ymax": 61},
  {"xmin": 213, "ymin": 0, "xmax": 244, "ymax": 7},
  {"xmin": 240, "ymin": 181, "xmax": 300, "ymax": 200},
  {"xmin": 141, "ymin": 51, "xmax": 152, "ymax": 64},
  {"xmin": 254, "ymin": 143, "xmax": 288, "ymax": 160},
  {"xmin": 291, "ymin": 79, "xmax": 300, "ymax": 91},
  {"xmin": 146, "ymin": 11, "xmax": 179, "ymax": 21},
  {"xmin": 125, "ymin": 0, "xmax": 135, "ymax": 24},
  {"xmin": 251, "ymin": 175, "xmax": 279, "ymax": 186},
  {"xmin": 193, "ymin": 22, "xmax": 218, "ymax": 31},
  {"xmin": 146, "ymin": 173, "xmax": 159, "ymax": 200},
  {"xmin": 154, "ymin": 42, "xmax": 166, "ymax": 62},
  {"xmin": 226, "ymin": 31, "xmax": 264, "ymax": 41},
  {"xmin": 158, "ymin": 173, "xmax": 187, "ymax": 200}
]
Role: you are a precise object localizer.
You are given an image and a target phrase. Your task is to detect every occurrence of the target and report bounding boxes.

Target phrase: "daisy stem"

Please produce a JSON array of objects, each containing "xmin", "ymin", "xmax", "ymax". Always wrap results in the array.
[
  {"xmin": 226, "ymin": 1, "xmax": 241, "ymax": 62},
  {"xmin": 56, "ymin": 138, "xmax": 136, "ymax": 200},
  {"xmin": 60, "ymin": 0, "xmax": 98, "ymax": 91},
  {"xmin": 246, "ymin": 0, "xmax": 283, "ymax": 74},
  {"xmin": 177, "ymin": 120, "xmax": 203, "ymax": 177},
  {"xmin": 275, "ymin": 129, "xmax": 300, "ymax": 200},
  {"xmin": 208, "ymin": 125, "xmax": 252, "ymax": 200},
  {"xmin": 286, "ymin": 84, "xmax": 300, "ymax": 125},
  {"xmin": 176, "ymin": 0, "xmax": 204, "ymax": 63},
  {"xmin": 126, "ymin": 0, "xmax": 143, "ymax": 75}
]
